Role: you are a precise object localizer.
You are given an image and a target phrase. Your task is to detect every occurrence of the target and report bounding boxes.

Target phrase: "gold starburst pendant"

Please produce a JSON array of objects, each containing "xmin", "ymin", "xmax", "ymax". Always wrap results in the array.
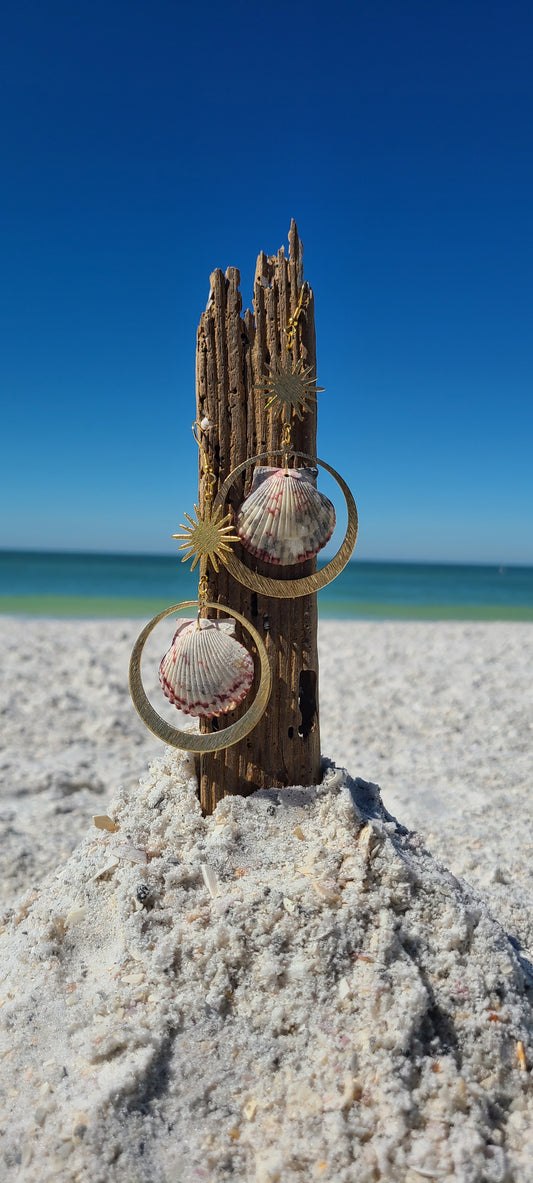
[
  {"xmin": 256, "ymin": 356, "xmax": 324, "ymax": 422},
  {"xmin": 172, "ymin": 503, "xmax": 239, "ymax": 573}
]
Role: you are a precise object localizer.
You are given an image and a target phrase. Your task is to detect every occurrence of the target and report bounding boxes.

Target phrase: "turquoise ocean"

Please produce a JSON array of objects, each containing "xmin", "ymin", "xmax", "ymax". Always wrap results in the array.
[{"xmin": 1, "ymin": 551, "xmax": 532, "ymax": 620}]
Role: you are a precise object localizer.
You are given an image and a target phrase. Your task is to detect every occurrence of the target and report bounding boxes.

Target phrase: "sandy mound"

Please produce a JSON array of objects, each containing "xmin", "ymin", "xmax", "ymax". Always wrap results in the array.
[
  {"xmin": 2, "ymin": 618, "xmax": 532, "ymax": 967},
  {"xmin": 1, "ymin": 751, "xmax": 532, "ymax": 1182}
]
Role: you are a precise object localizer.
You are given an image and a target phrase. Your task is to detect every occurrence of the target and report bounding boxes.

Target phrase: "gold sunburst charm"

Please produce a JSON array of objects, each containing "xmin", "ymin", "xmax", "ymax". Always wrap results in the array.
[
  {"xmin": 256, "ymin": 356, "xmax": 324, "ymax": 421},
  {"xmin": 172, "ymin": 504, "xmax": 239, "ymax": 573}
]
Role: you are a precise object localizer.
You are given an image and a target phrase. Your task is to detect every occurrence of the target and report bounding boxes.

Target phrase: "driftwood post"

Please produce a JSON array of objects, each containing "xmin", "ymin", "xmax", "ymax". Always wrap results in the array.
[{"xmin": 196, "ymin": 221, "xmax": 322, "ymax": 813}]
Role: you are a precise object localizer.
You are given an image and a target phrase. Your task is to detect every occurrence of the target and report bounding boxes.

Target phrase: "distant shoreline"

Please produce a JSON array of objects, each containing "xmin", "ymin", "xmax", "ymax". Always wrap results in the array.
[
  {"xmin": 1, "ymin": 548, "xmax": 532, "ymax": 569},
  {"xmin": 2, "ymin": 552, "xmax": 532, "ymax": 620},
  {"xmin": 1, "ymin": 595, "xmax": 532, "ymax": 621}
]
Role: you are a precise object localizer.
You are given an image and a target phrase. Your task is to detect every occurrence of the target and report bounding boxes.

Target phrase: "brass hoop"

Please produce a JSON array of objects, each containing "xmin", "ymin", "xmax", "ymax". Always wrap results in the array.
[
  {"xmin": 129, "ymin": 601, "xmax": 271, "ymax": 752},
  {"xmin": 213, "ymin": 451, "xmax": 358, "ymax": 598}
]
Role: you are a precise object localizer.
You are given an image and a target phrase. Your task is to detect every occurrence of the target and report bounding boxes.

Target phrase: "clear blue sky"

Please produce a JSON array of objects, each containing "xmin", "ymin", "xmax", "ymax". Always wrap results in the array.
[{"xmin": 2, "ymin": 0, "xmax": 532, "ymax": 564}]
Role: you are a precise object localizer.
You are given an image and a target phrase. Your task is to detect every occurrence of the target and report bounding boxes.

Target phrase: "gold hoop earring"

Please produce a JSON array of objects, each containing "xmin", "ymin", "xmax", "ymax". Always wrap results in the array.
[
  {"xmin": 129, "ymin": 601, "xmax": 271, "ymax": 753},
  {"xmin": 213, "ymin": 450, "xmax": 358, "ymax": 598}
]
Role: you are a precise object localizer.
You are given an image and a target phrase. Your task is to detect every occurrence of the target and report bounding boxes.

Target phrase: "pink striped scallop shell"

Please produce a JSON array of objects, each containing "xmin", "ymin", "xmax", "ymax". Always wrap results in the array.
[
  {"xmin": 159, "ymin": 618, "xmax": 254, "ymax": 719},
  {"xmin": 236, "ymin": 466, "xmax": 335, "ymax": 566}
]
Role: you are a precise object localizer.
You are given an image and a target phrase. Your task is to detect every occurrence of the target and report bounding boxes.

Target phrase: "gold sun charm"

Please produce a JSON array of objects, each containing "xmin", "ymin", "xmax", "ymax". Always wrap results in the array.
[
  {"xmin": 256, "ymin": 356, "xmax": 324, "ymax": 421},
  {"xmin": 172, "ymin": 504, "xmax": 239, "ymax": 573}
]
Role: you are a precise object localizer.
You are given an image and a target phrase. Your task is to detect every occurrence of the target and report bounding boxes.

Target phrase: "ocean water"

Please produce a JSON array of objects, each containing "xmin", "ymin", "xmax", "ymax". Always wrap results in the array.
[{"xmin": 0, "ymin": 550, "xmax": 532, "ymax": 620}]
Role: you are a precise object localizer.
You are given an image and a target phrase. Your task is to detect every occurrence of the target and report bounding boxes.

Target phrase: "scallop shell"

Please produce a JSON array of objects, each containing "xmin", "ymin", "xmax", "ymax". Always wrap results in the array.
[
  {"xmin": 236, "ymin": 467, "xmax": 336, "ymax": 566},
  {"xmin": 159, "ymin": 618, "xmax": 254, "ymax": 718}
]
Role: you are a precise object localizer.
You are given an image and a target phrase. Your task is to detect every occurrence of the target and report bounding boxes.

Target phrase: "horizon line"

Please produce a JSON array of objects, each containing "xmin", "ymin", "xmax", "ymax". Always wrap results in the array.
[{"xmin": 0, "ymin": 547, "xmax": 532, "ymax": 570}]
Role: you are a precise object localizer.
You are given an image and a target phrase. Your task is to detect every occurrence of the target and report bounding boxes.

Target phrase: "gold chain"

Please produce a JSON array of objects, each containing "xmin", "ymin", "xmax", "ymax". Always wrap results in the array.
[
  {"xmin": 281, "ymin": 420, "xmax": 292, "ymax": 470},
  {"xmin": 192, "ymin": 422, "xmax": 214, "ymax": 623},
  {"xmin": 285, "ymin": 283, "xmax": 307, "ymax": 355},
  {"xmin": 279, "ymin": 286, "xmax": 307, "ymax": 466},
  {"xmin": 192, "ymin": 421, "xmax": 216, "ymax": 503},
  {"xmin": 196, "ymin": 565, "xmax": 209, "ymax": 625}
]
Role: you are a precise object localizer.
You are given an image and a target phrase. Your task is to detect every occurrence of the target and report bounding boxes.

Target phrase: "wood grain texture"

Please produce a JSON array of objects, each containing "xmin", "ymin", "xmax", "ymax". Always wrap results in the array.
[{"xmin": 196, "ymin": 221, "xmax": 321, "ymax": 812}]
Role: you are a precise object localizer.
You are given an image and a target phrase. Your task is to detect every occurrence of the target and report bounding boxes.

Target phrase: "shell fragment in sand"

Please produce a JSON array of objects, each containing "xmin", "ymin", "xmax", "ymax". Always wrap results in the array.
[
  {"xmin": 313, "ymin": 879, "xmax": 341, "ymax": 903},
  {"xmin": 65, "ymin": 906, "xmax": 88, "ymax": 927},
  {"xmin": 93, "ymin": 815, "xmax": 120, "ymax": 833},
  {"xmin": 90, "ymin": 858, "xmax": 120, "ymax": 882},
  {"xmin": 112, "ymin": 844, "xmax": 148, "ymax": 865},
  {"xmin": 201, "ymin": 864, "xmax": 220, "ymax": 899}
]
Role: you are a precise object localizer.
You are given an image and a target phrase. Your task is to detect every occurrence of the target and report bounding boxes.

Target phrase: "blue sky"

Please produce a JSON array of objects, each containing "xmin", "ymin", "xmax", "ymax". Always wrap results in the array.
[{"xmin": 1, "ymin": 0, "xmax": 532, "ymax": 564}]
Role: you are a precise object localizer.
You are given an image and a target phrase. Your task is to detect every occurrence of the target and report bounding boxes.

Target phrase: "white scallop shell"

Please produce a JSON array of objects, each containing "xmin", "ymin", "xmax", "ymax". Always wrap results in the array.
[
  {"xmin": 236, "ymin": 467, "xmax": 336, "ymax": 566},
  {"xmin": 159, "ymin": 618, "xmax": 254, "ymax": 718}
]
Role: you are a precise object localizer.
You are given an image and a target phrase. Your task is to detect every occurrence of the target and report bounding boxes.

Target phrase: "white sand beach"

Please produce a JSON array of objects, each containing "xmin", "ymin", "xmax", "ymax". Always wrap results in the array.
[{"xmin": 0, "ymin": 617, "xmax": 532, "ymax": 1181}]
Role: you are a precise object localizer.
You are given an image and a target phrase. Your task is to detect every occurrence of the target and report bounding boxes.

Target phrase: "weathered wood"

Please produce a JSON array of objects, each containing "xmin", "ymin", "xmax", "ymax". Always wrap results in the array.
[{"xmin": 196, "ymin": 221, "xmax": 321, "ymax": 813}]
